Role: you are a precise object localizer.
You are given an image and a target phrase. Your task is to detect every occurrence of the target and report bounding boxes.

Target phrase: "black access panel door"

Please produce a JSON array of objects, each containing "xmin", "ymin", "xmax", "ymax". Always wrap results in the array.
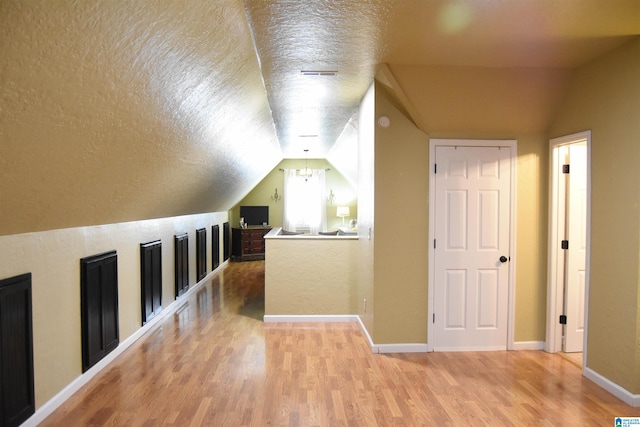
[
  {"xmin": 174, "ymin": 233, "xmax": 189, "ymax": 297},
  {"xmin": 140, "ymin": 240, "xmax": 162, "ymax": 325},
  {"xmin": 0, "ymin": 273, "xmax": 35, "ymax": 427},
  {"xmin": 80, "ymin": 251, "xmax": 119, "ymax": 373},
  {"xmin": 196, "ymin": 228, "xmax": 207, "ymax": 281},
  {"xmin": 211, "ymin": 224, "xmax": 220, "ymax": 270}
]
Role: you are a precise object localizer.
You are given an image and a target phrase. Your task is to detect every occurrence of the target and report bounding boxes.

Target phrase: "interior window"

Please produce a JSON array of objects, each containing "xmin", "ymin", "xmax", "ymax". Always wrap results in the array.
[{"xmin": 283, "ymin": 169, "xmax": 327, "ymax": 234}]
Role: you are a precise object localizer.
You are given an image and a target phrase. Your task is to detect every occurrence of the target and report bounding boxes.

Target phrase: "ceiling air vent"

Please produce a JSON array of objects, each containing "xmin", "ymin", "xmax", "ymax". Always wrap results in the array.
[{"xmin": 300, "ymin": 70, "xmax": 338, "ymax": 76}]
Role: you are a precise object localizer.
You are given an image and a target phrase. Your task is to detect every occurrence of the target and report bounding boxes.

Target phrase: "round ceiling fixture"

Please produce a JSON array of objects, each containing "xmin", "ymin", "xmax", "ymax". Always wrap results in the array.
[{"xmin": 377, "ymin": 116, "xmax": 390, "ymax": 128}]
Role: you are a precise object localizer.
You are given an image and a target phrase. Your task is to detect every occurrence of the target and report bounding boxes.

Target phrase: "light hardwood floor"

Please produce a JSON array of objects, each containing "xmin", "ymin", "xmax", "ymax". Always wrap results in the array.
[{"xmin": 41, "ymin": 261, "xmax": 638, "ymax": 426}]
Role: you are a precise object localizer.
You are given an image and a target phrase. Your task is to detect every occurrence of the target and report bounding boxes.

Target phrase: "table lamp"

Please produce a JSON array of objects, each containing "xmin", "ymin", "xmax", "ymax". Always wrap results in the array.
[{"xmin": 336, "ymin": 206, "xmax": 350, "ymax": 226}]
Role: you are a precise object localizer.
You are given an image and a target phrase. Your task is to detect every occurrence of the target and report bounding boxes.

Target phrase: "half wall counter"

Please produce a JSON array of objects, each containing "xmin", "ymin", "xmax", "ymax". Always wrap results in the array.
[{"xmin": 264, "ymin": 228, "xmax": 358, "ymax": 316}]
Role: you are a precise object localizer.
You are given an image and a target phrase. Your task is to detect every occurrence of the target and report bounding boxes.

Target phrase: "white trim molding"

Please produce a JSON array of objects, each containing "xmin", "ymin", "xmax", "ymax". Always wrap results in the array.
[
  {"xmin": 355, "ymin": 316, "xmax": 376, "ymax": 350},
  {"xmin": 512, "ymin": 341, "xmax": 545, "ymax": 351},
  {"xmin": 375, "ymin": 344, "xmax": 432, "ymax": 354},
  {"xmin": 356, "ymin": 316, "xmax": 433, "ymax": 353},
  {"xmin": 354, "ymin": 316, "xmax": 431, "ymax": 353},
  {"xmin": 263, "ymin": 315, "xmax": 358, "ymax": 323},
  {"xmin": 265, "ymin": 315, "xmax": 433, "ymax": 354},
  {"xmin": 546, "ymin": 130, "xmax": 592, "ymax": 356},
  {"xmin": 584, "ymin": 367, "xmax": 640, "ymax": 407}
]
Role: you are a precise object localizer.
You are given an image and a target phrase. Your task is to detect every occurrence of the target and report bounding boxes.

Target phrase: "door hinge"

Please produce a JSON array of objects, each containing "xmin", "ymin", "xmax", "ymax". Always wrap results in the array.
[
  {"xmin": 559, "ymin": 315, "xmax": 567, "ymax": 325},
  {"xmin": 434, "ymin": 239, "xmax": 436, "ymax": 249},
  {"xmin": 434, "ymin": 164, "xmax": 437, "ymax": 174},
  {"xmin": 433, "ymin": 313, "xmax": 435, "ymax": 323},
  {"xmin": 562, "ymin": 164, "xmax": 570, "ymax": 174},
  {"xmin": 561, "ymin": 240, "xmax": 569, "ymax": 250}
]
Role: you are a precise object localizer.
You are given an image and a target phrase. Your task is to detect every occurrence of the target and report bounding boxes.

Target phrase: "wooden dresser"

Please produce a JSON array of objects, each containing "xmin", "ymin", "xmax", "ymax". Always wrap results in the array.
[{"xmin": 231, "ymin": 227, "xmax": 271, "ymax": 261}]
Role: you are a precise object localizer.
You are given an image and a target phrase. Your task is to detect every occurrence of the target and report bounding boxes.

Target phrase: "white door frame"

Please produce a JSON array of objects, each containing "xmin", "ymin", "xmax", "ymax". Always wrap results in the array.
[
  {"xmin": 428, "ymin": 139, "xmax": 518, "ymax": 351},
  {"xmin": 546, "ymin": 131, "xmax": 591, "ymax": 364}
]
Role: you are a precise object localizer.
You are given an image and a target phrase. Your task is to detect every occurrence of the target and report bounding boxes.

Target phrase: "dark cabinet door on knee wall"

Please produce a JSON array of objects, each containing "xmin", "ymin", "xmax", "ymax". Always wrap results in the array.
[
  {"xmin": 212, "ymin": 224, "xmax": 220, "ymax": 270},
  {"xmin": 81, "ymin": 251, "xmax": 119, "ymax": 372},
  {"xmin": 196, "ymin": 228, "xmax": 207, "ymax": 281},
  {"xmin": 0, "ymin": 273, "xmax": 35, "ymax": 427},
  {"xmin": 141, "ymin": 241, "xmax": 162, "ymax": 325},
  {"xmin": 175, "ymin": 234, "xmax": 189, "ymax": 297}
]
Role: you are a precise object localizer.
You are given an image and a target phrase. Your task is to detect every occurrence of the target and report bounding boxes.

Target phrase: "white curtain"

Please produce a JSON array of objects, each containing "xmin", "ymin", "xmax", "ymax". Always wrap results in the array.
[
  {"xmin": 283, "ymin": 169, "xmax": 298, "ymax": 231},
  {"xmin": 283, "ymin": 168, "xmax": 327, "ymax": 234},
  {"xmin": 313, "ymin": 169, "xmax": 327, "ymax": 234}
]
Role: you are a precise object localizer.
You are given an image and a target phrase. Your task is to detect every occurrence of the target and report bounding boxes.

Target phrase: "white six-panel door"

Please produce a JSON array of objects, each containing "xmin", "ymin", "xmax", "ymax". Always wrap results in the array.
[{"xmin": 433, "ymin": 145, "xmax": 512, "ymax": 351}]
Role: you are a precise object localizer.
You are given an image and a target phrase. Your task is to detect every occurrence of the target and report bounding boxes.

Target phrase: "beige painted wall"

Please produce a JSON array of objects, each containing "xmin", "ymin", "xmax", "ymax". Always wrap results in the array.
[
  {"xmin": 383, "ymin": 63, "xmax": 567, "ymax": 345},
  {"xmin": 231, "ymin": 159, "xmax": 357, "ymax": 232},
  {"xmin": 358, "ymin": 76, "xmax": 551, "ymax": 346},
  {"xmin": 357, "ymin": 84, "xmax": 376, "ymax": 336},
  {"xmin": 264, "ymin": 235, "xmax": 358, "ymax": 315},
  {"xmin": 549, "ymin": 38, "xmax": 640, "ymax": 393},
  {"xmin": 372, "ymin": 83, "xmax": 430, "ymax": 344},
  {"xmin": 0, "ymin": 212, "xmax": 227, "ymax": 408},
  {"xmin": 366, "ymin": 90, "xmax": 554, "ymax": 345},
  {"xmin": 513, "ymin": 135, "xmax": 549, "ymax": 342}
]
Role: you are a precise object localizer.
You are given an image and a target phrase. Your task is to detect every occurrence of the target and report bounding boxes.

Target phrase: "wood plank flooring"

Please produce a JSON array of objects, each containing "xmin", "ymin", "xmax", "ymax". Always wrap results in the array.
[{"xmin": 41, "ymin": 261, "xmax": 639, "ymax": 426}]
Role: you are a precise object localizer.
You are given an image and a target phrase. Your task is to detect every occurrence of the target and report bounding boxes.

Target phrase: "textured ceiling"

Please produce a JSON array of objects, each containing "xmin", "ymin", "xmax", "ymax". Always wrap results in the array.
[
  {"xmin": 244, "ymin": 1, "xmax": 389, "ymax": 158},
  {"xmin": 0, "ymin": 0, "xmax": 282, "ymax": 234},
  {"xmin": 245, "ymin": 0, "xmax": 640, "ymax": 157},
  {"xmin": 1, "ymin": 0, "xmax": 639, "ymax": 234}
]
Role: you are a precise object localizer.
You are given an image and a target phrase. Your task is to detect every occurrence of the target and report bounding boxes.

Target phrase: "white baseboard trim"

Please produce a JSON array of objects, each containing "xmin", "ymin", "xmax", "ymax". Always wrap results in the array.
[
  {"xmin": 354, "ymin": 316, "xmax": 431, "ymax": 354},
  {"xmin": 583, "ymin": 367, "xmax": 640, "ymax": 407},
  {"xmin": 355, "ymin": 316, "xmax": 376, "ymax": 351},
  {"xmin": 375, "ymin": 343, "xmax": 432, "ymax": 353},
  {"xmin": 22, "ymin": 261, "xmax": 228, "ymax": 427},
  {"xmin": 263, "ymin": 314, "xmax": 358, "ymax": 323},
  {"xmin": 264, "ymin": 315, "xmax": 432, "ymax": 354},
  {"xmin": 512, "ymin": 341, "xmax": 545, "ymax": 350},
  {"xmin": 432, "ymin": 345, "xmax": 507, "ymax": 352}
]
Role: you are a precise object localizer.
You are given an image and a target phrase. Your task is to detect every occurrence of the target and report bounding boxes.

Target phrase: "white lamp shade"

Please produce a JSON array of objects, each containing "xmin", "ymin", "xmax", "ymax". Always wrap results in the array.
[{"xmin": 336, "ymin": 206, "xmax": 350, "ymax": 217}]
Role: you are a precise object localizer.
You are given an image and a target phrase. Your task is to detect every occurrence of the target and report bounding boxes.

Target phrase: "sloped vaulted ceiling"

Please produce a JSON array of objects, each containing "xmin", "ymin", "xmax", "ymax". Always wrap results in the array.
[
  {"xmin": 244, "ymin": 0, "xmax": 640, "ymax": 151},
  {"xmin": 2, "ymin": 0, "xmax": 639, "ymax": 235},
  {"xmin": 243, "ymin": 0, "xmax": 388, "ymax": 159},
  {"xmin": 0, "ymin": 0, "xmax": 281, "ymax": 235}
]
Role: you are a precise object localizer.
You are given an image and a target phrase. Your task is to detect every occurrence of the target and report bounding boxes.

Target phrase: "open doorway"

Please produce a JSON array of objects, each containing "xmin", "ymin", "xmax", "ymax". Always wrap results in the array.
[{"xmin": 546, "ymin": 131, "xmax": 591, "ymax": 368}]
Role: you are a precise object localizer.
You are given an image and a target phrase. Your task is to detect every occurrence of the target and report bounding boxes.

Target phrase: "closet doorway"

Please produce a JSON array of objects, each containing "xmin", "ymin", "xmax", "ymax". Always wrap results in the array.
[{"xmin": 546, "ymin": 131, "xmax": 591, "ymax": 366}]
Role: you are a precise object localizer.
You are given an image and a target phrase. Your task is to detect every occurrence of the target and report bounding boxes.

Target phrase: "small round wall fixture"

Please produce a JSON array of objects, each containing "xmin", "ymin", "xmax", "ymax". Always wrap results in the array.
[{"xmin": 377, "ymin": 116, "xmax": 390, "ymax": 128}]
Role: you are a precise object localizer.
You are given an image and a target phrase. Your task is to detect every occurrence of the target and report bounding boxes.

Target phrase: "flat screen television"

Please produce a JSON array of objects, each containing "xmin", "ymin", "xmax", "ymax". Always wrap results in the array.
[{"xmin": 240, "ymin": 206, "xmax": 269, "ymax": 226}]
